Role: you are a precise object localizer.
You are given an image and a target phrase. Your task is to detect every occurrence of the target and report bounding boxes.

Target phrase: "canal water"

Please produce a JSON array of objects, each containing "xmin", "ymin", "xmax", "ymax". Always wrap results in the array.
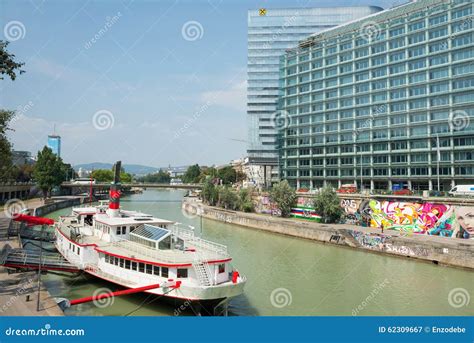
[{"xmin": 42, "ymin": 189, "xmax": 473, "ymax": 316}]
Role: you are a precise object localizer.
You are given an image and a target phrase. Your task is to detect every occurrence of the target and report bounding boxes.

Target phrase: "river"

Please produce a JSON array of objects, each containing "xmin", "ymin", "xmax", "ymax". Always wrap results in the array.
[{"xmin": 41, "ymin": 189, "xmax": 473, "ymax": 316}]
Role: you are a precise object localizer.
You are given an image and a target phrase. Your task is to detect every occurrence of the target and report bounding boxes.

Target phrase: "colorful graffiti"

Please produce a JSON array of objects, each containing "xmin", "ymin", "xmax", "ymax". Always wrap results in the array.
[
  {"xmin": 365, "ymin": 200, "xmax": 474, "ymax": 239},
  {"xmin": 290, "ymin": 207, "xmax": 321, "ymax": 222}
]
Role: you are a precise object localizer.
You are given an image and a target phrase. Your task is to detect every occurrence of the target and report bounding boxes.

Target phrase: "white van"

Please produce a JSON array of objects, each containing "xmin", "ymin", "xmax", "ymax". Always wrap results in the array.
[{"xmin": 448, "ymin": 185, "xmax": 474, "ymax": 197}]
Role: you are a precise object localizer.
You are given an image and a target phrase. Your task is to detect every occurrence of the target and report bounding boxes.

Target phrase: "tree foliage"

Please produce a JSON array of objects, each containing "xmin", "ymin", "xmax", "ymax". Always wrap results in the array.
[
  {"xmin": 91, "ymin": 169, "xmax": 131, "ymax": 183},
  {"xmin": 183, "ymin": 164, "xmax": 201, "ymax": 183},
  {"xmin": 313, "ymin": 187, "xmax": 343, "ymax": 223},
  {"xmin": 137, "ymin": 170, "xmax": 170, "ymax": 183},
  {"xmin": 218, "ymin": 186, "xmax": 239, "ymax": 210},
  {"xmin": 238, "ymin": 188, "xmax": 254, "ymax": 212},
  {"xmin": 0, "ymin": 41, "xmax": 25, "ymax": 81},
  {"xmin": 269, "ymin": 180, "xmax": 296, "ymax": 217},
  {"xmin": 217, "ymin": 166, "xmax": 237, "ymax": 185},
  {"xmin": 0, "ymin": 109, "xmax": 15, "ymax": 181},
  {"xmin": 201, "ymin": 178, "xmax": 219, "ymax": 206},
  {"xmin": 33, "ymin": 147, "xmax": 66, "ymax": 198}
]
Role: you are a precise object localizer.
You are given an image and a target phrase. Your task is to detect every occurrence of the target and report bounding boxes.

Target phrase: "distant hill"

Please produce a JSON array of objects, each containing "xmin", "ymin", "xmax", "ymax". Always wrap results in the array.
[
  {"xmin": 74, "ymin": 163, "xmax": 160, "ymax": 175},
  {"xmin": 74, "ymin": 163, "xmax": 189, "ymax": 176}
]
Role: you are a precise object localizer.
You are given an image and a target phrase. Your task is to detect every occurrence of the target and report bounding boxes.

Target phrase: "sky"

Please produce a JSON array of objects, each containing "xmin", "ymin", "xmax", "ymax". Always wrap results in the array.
[{"xmin": 1, "ymin": 0, "xmax": 396, "ymax": 168}]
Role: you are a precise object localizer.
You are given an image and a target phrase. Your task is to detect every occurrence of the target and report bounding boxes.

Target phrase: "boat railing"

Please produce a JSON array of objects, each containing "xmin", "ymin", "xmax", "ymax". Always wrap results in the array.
[
  {"xmin": 188, "ymin": 237, "xmax": 228, "ymax": 256},
  {"xmin": 112, "ymin": 238, "xmax": 229, "ymax": 264}
]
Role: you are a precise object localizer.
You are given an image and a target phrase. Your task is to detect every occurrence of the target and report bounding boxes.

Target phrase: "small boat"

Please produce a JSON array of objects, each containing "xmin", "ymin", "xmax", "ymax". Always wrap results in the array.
[{"xmin": 54, "ymin": 162, "xmax": 246, "ymax": 313}]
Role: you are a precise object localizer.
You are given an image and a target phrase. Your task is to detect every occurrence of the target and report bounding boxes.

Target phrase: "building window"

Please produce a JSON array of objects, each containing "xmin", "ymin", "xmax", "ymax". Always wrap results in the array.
[{"xmin": 177, "ymin": 268, "xmax": 188, "ymax": 278}]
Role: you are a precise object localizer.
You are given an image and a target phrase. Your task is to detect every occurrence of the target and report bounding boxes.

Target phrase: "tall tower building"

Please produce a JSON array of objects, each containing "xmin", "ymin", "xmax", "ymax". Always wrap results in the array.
[{"xmin": 247, "ymin": 6, "xmax": 383, "ymax": 187}]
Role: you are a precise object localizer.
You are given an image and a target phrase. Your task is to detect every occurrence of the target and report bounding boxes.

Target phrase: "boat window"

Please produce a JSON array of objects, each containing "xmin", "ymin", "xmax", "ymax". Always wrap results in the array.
[
  {"xmin": 158, "ymin": 236, "xmax": 171, "ymax": 250},
  {"xmin": 218, "ymin": 264, "xmax": 225, "ymax": 274},
  {"xmin": 116, "ymin": 227, "xmax": 121, "ymax": 235},
  {"xmin": 114, "ymin": 257, "xmax": 119, "ymax": 266},
  {"xmin": 121, "ymin": 226, "xmax": 126, "ymax": 235},
  {"xmin": 125, "ymin": 260, "xmax": 131, "ymax": 269},
  {"xmin": 161, "ymin": 267, "xmax": 169, "ymax": 278},
  {"xmin": 153, "ymin": 266, "xmax": 160, "ymax": 276},
  {"xmin": 72, "ymin": 245, "xmax": 75, "ymax": 252},
  {"xmin": 131, "ymin": 261, "xmax": 137, "ymax": 270},
  {"xmin": 119, "ymin": 259, "xmax": 124, "ymax": 268},
  {"xmin": 105, "ymin": 255, "xmax": 109, "ymax": 263},
  {"xmin": 139, "ymin": 263, "xmax": 145, "ymax": 273},
  {"xmin": 177, "ymin": 268, "xmax": 188, "ymax": 278},
  {"xmin": 77, "ymin": 247, "xmax": 81, "ymax": 255},
  {"xmin": 146, "ymin": 264, "xmax": 153, "ymax": 274}
]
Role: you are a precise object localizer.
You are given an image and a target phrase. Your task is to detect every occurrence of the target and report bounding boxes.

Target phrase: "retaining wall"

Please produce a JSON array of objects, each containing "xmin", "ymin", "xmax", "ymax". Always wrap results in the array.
[{"xmin": 182, "ymin": 200, "xmax": 474, "ymax": 270}]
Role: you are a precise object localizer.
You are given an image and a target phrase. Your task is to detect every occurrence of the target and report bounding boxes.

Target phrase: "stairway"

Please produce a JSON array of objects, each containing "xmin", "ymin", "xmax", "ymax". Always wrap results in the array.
[{"xmin": 193, "ymin": 262, "xmax": 211, "ymax": 286}]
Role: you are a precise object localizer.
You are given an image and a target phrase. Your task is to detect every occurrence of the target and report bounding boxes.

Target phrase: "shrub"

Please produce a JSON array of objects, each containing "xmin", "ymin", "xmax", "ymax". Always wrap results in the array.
[
  {"xmin": 313, "ymin": 187, "xmax": 343, "ymax": 223},
  {"xmin": 269, "ymin": 181, "xmax": 296, "ymax": 217}
]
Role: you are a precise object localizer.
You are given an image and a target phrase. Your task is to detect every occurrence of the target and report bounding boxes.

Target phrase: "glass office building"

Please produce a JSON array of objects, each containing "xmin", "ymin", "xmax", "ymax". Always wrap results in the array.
[
  {"xmin": 47, "ymin": 134, "xmax": 61, "ymax": 157},
  {"xmin": 247, "ymin": 6, "xmax": 383, "ymax": 186},
  {"xmin": 279, "ymin": 0, "xmax": 474, "ymax": 191}
]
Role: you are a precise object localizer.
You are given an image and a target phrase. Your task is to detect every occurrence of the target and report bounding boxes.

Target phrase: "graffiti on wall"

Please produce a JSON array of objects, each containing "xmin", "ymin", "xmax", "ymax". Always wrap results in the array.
[{"xmin": 366, "ymin": 200, "xmax": 474, "ymax": 239}]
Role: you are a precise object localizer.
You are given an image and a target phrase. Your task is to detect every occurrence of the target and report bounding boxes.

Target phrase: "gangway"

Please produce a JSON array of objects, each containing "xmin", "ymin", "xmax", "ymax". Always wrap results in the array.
[{"xmin": 0, "ymin": 245, "xmax": 80, "ymax": 273}]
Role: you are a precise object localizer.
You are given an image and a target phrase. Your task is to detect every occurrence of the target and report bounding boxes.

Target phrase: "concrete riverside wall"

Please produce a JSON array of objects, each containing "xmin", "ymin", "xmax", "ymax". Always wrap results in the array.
[
  {"xmin": 33, "ymin": 197, "xmax": 83, "ymax": 217},
  {"xmin": 182, "ymin": 200, "xmax": 474, "ymax": 270}
]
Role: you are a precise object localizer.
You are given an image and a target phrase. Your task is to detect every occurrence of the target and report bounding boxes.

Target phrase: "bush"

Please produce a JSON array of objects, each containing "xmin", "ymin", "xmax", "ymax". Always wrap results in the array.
[
  {"xmin": 313, "ymin": 187, "xmax": 343, "ymax": 223},
  {"xmin": 238, "ymin": 188, "xmax": 254, "ymax": 212},
  {"xmin": 269, "ymin": 181, "xmax": 296, "ymax": 217},
  {"xmin": 201, "ymin": 179, "xmax": 218, "ymax": 206},
  {"xmin": 218, "ymin": 186, "xmax": 239, "ymax": 210}
]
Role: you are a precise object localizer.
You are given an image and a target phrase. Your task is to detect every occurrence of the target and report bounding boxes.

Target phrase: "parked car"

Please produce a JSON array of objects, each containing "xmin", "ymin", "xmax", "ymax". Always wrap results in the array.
[
  {"xmin": 448, "ymin": 185, "xmax": 474, "ymax": 197},
  {"xmin": 393, "ymin": 188, "xmax": 413, "ymax": 196}
]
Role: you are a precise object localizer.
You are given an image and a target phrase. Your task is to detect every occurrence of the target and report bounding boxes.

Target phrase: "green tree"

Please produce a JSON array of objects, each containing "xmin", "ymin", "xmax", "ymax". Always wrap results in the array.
[
  {"xmin": 1, "ymin": 41, "xmax": 25, "ymax": 81},
  {"xmin": 201, "ymin": 178, "xmax": 218, "ymax": 206},
  {"xmin": 218, "ymin": 186, "xmax": 239, "ymax": 210},
  {"xmin": 269, "ymin": 180, "xmax": 296, "ymax": 217},
  {"xmin": 33, "ymin": 147, "xmax": 66, "ymax": 198},
  {"xmin": 313, "ymin": 187, "xmax": 343, "ymax": 223},
  {"xmin": 120, "ymin": 172, "xmax": 132, "ymax": 183},
  {"xmin": 238, "ymin": 188, "xmax": 254, "ymax": 212},
  {"xmin": 0, "ymin": 109, "xmax": 15, "ymax": 181},
  {"xmin": 137, "ymin": 170, "xmax": 170, "ymax": 183},
  {"xmin": 183, "ymin": 164, "xmax": 201, "ymax": 183},
  {"xmin": 91, "ymin": 169, "xmax": 114, "ymax": 182},
  {"xmin": 217, "ymin": 166, "xmax": 237, "ymax": 185}
]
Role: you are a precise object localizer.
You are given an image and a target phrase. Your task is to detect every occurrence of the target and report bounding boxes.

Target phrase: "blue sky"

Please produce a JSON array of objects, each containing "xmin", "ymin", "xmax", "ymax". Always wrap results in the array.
[{"xmin": 1, "ymin": 0, "xmax": 396, "ymax": 168}]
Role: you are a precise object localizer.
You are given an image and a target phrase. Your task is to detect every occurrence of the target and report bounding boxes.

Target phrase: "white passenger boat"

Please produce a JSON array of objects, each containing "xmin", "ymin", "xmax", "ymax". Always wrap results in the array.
[{"xmin": 54, "ymin": 162, "xmax": 246, "ymax": 311}]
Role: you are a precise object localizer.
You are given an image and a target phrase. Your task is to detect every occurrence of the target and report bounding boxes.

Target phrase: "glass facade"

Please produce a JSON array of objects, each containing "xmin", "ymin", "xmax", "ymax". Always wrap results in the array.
[
  {"xmin": 247, "ymin": 6, "xmax": 383, "ymax": 175},
  {"xmin": 47, "ymin": 135, "xmax": 61, "ymax": 157},
  {"xmin": 279, "ymin": 0, "xmax": 474, "ymax": 191}
]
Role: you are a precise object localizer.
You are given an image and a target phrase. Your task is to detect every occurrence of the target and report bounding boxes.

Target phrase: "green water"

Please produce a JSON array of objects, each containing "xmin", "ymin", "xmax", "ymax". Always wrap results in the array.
[{"xmin": 41, "ymin": 189, "xmax": 473, "ymax": 316}]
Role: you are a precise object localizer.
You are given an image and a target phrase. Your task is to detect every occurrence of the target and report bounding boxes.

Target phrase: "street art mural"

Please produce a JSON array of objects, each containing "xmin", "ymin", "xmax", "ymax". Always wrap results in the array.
[{"xmin": 344, "ymin": 199, "xmax": 474, "ymax": 239}]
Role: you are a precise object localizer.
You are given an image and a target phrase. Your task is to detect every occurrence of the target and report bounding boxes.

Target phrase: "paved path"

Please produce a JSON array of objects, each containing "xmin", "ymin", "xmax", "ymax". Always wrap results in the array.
[{"xmin": 0, "ymin": 200, "xmax": 68, "ymax": 316}]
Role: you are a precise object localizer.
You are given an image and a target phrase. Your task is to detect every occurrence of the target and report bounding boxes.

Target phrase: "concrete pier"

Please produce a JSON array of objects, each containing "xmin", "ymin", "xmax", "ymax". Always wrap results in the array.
[{"xmin": 0, "ymin": 197, "xmax": 84, "ymax": 316}]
